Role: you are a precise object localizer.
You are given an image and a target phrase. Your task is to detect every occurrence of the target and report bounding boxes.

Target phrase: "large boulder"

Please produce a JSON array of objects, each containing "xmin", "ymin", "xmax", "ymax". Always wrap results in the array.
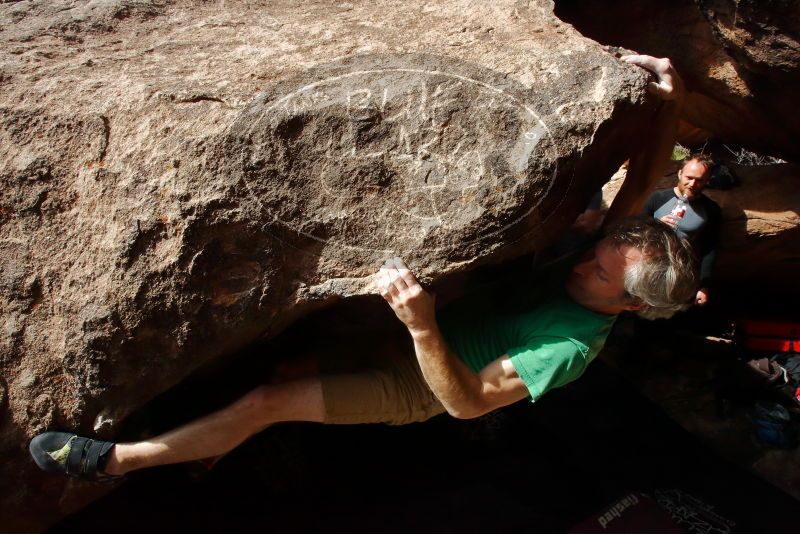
[
  {"xmin": 0, "ymin": 0, "xmax": 657, "ymax": 530},
  {"xmin": 555, "ymin": 0, "xmax": 800, "ymax": 162}
]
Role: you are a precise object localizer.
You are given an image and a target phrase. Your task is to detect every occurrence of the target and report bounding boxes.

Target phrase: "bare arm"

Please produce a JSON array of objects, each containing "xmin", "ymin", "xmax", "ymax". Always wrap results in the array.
[
  {"xmin": 411, "ymin": 328, "xmax": 528, "ymax": 418},
  {"xmin": 379, "ymin": 257, "xmax": 529, "ymax": 418},
  {"xmin": 604, "ymin": 55, "xmax": 685, "ymax": 227}
]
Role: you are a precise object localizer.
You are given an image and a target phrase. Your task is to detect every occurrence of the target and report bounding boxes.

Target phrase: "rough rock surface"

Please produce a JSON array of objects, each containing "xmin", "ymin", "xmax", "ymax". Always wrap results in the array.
[
  {"xmin": 555, "ymin": 0, "xmax": 800, "ymax": 162},
  {"xmin": 708, "ymin": 163, "xmax": 800, "ymax": 292},
  {"xmin": 601, "ymin": 162, "xmax": 800, "ymax": 295},
  {"xmin": 0, "ymin": 0, "xmax": 657, "ymax": 530}
]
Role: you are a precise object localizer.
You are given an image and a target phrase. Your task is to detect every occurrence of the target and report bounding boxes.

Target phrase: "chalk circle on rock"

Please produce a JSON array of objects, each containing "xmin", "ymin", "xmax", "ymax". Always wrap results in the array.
[{"xmin": 220, "ymin": 54, "xmax": 557, "ymax": 257}]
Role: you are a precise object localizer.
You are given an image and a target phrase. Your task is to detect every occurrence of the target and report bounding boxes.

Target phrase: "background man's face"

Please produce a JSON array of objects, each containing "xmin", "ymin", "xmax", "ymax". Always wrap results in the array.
[
  {"xmin": 676, "ymin": 160, "xmax": 710, "ymax": 200},
  {"xmin": 565, "ymin": 239, "xmax": 643, "ymax": 314}
]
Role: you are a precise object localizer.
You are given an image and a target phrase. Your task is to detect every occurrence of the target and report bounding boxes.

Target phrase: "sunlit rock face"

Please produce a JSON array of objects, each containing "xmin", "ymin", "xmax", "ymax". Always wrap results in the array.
[
  {"xmin": 0, "ymin": 0, "xmax": 655, "ymax": 529},
  {"xmin": 707, "ymin": 163, "xmax": 800, "ymax": 294},
  {"xmin": 555, "ymin": 0, "xmax": 800, "ymax": 162}
]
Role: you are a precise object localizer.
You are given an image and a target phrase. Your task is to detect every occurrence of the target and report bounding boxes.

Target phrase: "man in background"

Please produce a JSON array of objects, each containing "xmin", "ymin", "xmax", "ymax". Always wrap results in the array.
[{"xmin": 643, "ymin": 154, "xmax": 721, "ymax": 306}]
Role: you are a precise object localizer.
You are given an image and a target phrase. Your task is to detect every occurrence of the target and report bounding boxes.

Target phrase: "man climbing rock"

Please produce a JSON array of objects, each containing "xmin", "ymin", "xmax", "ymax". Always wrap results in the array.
[
  {"xmin": 30, "ymin": 55, "xmax": 697, "ymax": 482},
  {"xmin": 30, "ymin": 217, "xmax": 698, "ymax": 481}
]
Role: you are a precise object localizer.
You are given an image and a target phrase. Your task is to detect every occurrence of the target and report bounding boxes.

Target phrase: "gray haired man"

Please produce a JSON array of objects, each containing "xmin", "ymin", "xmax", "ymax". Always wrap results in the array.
[{"xmin": 30, "ymin": 216, "xmax": 697, "ymax": 481}]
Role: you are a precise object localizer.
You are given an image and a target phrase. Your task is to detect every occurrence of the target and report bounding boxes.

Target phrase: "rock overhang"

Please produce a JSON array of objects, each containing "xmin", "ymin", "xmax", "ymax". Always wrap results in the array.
[{"xmin": 0, "ymin": 1, "xmax": 659, "ymax": 530}]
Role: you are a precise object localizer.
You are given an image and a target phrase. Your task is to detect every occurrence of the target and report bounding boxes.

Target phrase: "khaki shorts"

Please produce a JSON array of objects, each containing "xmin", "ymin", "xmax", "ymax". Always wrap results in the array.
[{"xmin": 318, "ymin": 331, "xmax": 446, "ymax": 425}]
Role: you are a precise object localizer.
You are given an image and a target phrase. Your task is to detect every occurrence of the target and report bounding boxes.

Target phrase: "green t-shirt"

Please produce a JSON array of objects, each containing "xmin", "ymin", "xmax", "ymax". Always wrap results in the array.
[{"xmin": 438, "ymin": 260, "xmax": 617, "ymax": 402}]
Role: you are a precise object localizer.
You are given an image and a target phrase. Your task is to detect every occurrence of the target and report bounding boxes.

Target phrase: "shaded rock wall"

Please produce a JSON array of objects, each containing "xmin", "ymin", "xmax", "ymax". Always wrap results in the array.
[
  {"xmin": 709, "ymin": 163, "xmax": 800, "ymax": 292},
  {"xmin": 555, "ymin": 0, "xmax": 800, "ymax": 162},
  {"xmin": 0, "ymin": 0, "xmax": 656, "ymax": 530}
]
